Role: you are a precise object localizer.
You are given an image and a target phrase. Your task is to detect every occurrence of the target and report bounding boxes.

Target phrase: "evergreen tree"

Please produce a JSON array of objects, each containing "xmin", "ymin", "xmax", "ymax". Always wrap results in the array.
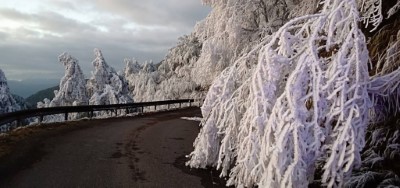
[
  {"xmin": 49, "ymin": 52, "xmax": 88, "ymax": 107},
  {"xmin": 0, "ymin": 69, "xmax": 21, "ymax": 131},
  {"xmin": 87, "ymin": 48, "xmax": 133, "ymax": 105}
]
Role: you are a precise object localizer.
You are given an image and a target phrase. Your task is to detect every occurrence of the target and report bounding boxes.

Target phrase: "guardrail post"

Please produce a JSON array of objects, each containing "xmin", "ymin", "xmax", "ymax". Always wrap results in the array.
[
  {"xmin": 39, "ymin": 115, "xmax": 44, "ymax": 123},
  {"xmin": 114, "ymin": 109, "xmax": 117, "ymax": 116},
  {"xmin": 90, "ymin": 111, "xmax": 94, "ymax": 119},
  {"xmin": 65, "ymin": 113, "xmax": 69, "ymax": 121},
  {"xmin": 154, "ymin": 105, "xmax": 157, "ymax": 111},
  {"xmin": 179, "ymin": 103, "xmax": 182, "ymax": 108},
  {"xmin": 189, "ymin": 100, "xmax": 192, "ymax": 107},
  {"xmin": 125, "ymin": 108, "xmax": 129, "ymax": 115},
  {"xmin": 167, "ymin": 104, "xmax": 170, "ymax": 109},
  {"xmin": 17, "ymin": 118, "xmax": 23, "ymax": 127},
  {"xmin": 141, "ymin": 106, "xmax": 144, "ymax": 113}
]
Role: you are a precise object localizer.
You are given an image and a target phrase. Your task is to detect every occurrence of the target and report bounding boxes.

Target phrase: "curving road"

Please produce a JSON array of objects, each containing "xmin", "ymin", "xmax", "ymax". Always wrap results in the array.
[{"xmin": 0, "ymin": 108, "xmax": 227, "ymax": 188}]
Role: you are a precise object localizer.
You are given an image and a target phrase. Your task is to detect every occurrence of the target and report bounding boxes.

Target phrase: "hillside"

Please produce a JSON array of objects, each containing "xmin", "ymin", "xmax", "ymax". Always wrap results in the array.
[{"xmin": 25, "ymin": 86, "xmax": 59, "ymax": 108}]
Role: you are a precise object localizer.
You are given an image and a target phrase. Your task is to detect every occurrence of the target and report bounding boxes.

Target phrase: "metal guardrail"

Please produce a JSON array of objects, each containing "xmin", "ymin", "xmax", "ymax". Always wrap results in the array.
[{"xmin": 0, "ymin": 99, "xmax": 195, "ymax": 128}]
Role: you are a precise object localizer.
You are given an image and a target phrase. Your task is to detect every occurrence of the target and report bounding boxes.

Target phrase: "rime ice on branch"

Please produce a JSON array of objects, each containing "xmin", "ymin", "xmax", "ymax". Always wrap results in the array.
[
  {"xmin": 188, "ymin": 0, "xmax": 374, "ymax": 187},
  {"xmin": 361, "ymin": 0, "xmax": 400, "ymax": 30}
]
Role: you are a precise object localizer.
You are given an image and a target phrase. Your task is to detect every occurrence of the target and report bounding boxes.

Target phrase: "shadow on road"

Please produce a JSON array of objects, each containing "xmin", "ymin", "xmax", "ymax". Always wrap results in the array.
[{"xmin": 0, "ymin": 107, "xmax": 230, "ymax": 188}]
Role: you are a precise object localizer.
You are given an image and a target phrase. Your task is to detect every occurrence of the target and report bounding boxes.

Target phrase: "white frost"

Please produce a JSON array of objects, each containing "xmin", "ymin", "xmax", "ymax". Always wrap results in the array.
[
  {"xmin": 180, "ymin": 117, "xmax": 203, "ymax": 122},
  {"xmin": 187, "ymin": 0, "xmax": 378, "ymax": 187},
  {"xmin": 87, "ymin": 48, "xmax": 133, "ymax": 105},
  {"xmin": 0, "ymin": 69, "xmax": 21, "ymax": 132}
]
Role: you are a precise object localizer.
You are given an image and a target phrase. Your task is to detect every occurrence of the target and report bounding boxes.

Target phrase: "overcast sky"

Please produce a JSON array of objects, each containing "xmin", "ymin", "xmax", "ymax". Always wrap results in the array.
[{"xmin": 0, "ymin": 0, "xmax": 210, "ymax": 81}]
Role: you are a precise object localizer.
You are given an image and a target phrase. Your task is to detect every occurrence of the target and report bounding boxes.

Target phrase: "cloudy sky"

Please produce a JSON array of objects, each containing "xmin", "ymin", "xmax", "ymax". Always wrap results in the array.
[{"xmin": 0, "ymin": 0, "xmax": 210, "ymax": 81}]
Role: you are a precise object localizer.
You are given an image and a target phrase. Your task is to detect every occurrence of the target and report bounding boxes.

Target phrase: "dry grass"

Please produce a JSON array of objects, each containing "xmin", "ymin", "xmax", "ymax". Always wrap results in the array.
[{"xmin": 368, "ymin": 16, "xmax": 400, "ymax": 75}]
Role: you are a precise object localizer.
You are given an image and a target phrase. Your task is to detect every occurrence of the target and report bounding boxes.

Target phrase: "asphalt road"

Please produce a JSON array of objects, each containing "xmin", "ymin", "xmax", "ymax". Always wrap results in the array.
[{"xmin": 0, "ymin": 108, "xmax": 227, "ymax": 188}]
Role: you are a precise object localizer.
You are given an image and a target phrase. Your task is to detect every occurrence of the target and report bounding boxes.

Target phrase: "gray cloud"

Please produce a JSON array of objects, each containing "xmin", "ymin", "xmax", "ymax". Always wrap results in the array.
[
  {"xmin": 0, "ymin": 31, "xmax": 9, "ymax": 41},
  {"xmin": 0, "ymin": 0, "xmax": 210, "ymax": 81},
  {"xmin": 94, "ymin": 0, "xmax": 208, "ymax": 29},
  {"xmin": 0, "ymin": 8, "xmax": 100, "ymax": 36}
]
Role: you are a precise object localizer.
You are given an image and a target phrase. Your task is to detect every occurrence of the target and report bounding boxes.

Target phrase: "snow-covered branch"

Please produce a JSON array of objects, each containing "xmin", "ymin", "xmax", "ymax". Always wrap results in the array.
[{"xmin": 188, "ymin": 0, "xmax": 373, "ymax": 187}]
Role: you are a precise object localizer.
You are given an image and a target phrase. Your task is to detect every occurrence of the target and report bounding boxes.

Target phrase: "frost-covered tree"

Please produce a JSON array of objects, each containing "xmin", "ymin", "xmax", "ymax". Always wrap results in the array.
[
  {"xmin": 124, "ymin": 34, "xmax": 204, "ymax": 102},
  {"xmin": 153, "ymin": 34, "xmax": 203, "ymax": 101},
  {"xmin": 0, "ymin": 69, "xmax": 21, "ymax": 114},
  {"xmin": 87, "ymin": 48, "xmax": 133, "ymax": 105},
  {"xmin": 123, "ymin": 58, "xmax": 142, "ymax": 97},
  {"xmin": 37, "ymin": 98, "xmax": 51, "ymax": 109},
  {"xmin": 191, "ymin": 0, "xmax": 290, "ymax": 88},
  {"xmin": 49, "ymin": 52, "xmax": 88, "ymax": 107},
  {"xmin": 186, "ymin": 0, "xmax": 389, "ymax": 187},
  {"xmin": 124, "ymin": 0, "xmax": 311, "ymax": 103},
  {"xmin": 142, "ymin": 60, "xmax": 156, "ymax": 73},
  {"xmin": 11, "ymin": 94, "xmax": 29, "ymax": 110},
  {"xmin": 347, "ymin": 18, "xmax": 400, "ymax": 186},
  {"xmin": 0, "ymin": 69, "xmax": 21, "ymax": 131},
  {"xmin": 125, "ymin": 60, "xmax": 159, "ymax": 102},
  {"xmin": 124, "ymin": 58, "xmax": 141, "ymax": 77},
  {"xmin": 162, "ymin": 35, "xmax": 202, "ymax": 75},
  {"xmin": 36, "ymin": 52, "xmax": 88, "ymax": 122},
  {"xmin": 0, "ymin": 69, "xmax": 20, "ymax": 114}
]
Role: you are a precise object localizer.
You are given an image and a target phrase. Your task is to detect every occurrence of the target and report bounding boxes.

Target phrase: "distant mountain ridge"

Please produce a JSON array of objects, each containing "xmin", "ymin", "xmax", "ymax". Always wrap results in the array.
[{"xmin": 8, "ymin": 79, "xmax": 59, "ymax": 98}]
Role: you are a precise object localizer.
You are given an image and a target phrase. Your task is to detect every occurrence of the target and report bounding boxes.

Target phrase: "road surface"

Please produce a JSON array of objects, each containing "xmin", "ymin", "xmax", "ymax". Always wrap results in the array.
[{"xmin": 0, "ymin": 108, "xmax": 227, "ymax": 188}]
